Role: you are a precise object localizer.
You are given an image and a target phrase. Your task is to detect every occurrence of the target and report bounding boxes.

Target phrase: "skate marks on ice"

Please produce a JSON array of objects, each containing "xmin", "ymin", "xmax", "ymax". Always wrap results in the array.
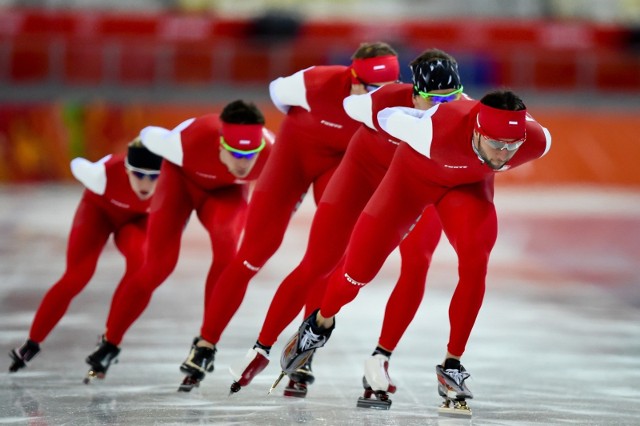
[
  {"xmin": 2, "ymin": 185, "xmax": 640, "ymax": 425},
  {"xmin": 2, "ymin": 376, "xmax": 451, "ymax": 426}
]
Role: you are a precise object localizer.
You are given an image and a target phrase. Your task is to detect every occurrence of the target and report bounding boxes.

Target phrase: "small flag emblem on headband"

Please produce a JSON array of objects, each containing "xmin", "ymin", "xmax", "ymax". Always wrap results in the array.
[
  {"xmin": 475, "ymin": 103, "xmax": 527, "ymax": 141},
  {"xmin": 350, "ymin": 55, "xmax": 400, "ymax": 85},
  {"xmin": 220, "ymin": 123, "xmax": 264, "ymax": 151}
]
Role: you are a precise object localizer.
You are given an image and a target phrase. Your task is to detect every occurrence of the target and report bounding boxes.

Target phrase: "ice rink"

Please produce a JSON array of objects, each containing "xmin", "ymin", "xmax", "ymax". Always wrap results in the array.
[{"xmin": 1, "ymin": 183, "xmax": 639, "ymax": 425}]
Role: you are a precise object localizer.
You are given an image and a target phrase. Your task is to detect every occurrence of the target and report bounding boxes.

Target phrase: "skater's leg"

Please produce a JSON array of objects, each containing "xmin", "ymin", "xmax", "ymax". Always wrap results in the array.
[
  {"xmin": 258, "ymin": 129, "xmax": 387, "ymax": 348},
  {"xmin": 110, "ymin": 217, "xmax": 147, "ymax": 304},
  {"xmin": 275, "ymin": 209, "xmax": 407, "ymax": 389},
  {"xmin": 299, "ymin": 164, "xmax": 344, "ymax": 320},
  {"xmin": 177, "ymin": 186, "xmax": 247, "ymax": 389},
  {"xmin": 319, "ymin": 201, "xmax": 440, "ymax": 320},
  {"xmin": 436, "ymin": 182, "xmax": 496, "ymax": 359},
  {"xmin": 198, "ymin": 142, "xmax": 311, "ymax": 345},
  {"xmin": 103, "ymin": 164, "xmax": 193, "ymax": 346},
  {"xmin": 378, "ymin": 205, "xmax": 442, "ymax": 351},
  {"xmin": 28, "ymin": 197, "xmax": 112, "ymax": 344},
  {"xmin": 256, "ymin": 201, "xmax": 353, "ymax": 347},
  {"xmin": 356, "ymin": 207, "xmax": 442, "ymax": 403},
  {"xmin": 281, "ymin": 156, "xmax": 445, "ymax": 380},
  {"xmin": 433, "ymin": 181, "xmax": 496, "ymax": 415},
  {"xmin": 191, "ymin": 138, "xmax": 315, "ymax": 390},
  {"xmin": 197, "ymin": 185, "xmax": 247, "ymax": 308}
]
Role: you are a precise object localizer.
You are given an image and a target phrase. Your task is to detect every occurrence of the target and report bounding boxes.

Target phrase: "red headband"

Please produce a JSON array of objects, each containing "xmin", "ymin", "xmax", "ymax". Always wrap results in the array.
[
  {"xmin": 475, "ymin": 103, "xmax": 527, "ymax": 141},
  {"xmin": 220, "ymin": 123, "xmax": 264, "ymax": 151},
  {"xmin": 350, "ymin": 55, "xmax": 399, "ymax": 85}
]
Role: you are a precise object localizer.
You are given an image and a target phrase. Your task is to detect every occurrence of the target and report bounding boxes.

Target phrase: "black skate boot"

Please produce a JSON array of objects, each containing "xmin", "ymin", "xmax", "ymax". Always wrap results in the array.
[
  {"xmin": 357, "ymin": 354, "xmax": 396, "ymax": 410},
  {"xmin": 283, "ymin": 353, "xmax": 315, "ymax": 398},
  {"xmin": 84, "ymin": 336, "xmax": 120, "ymax": 384},
  {"xmin": 436, "ymin": 359, "xmax": 473, "ymax": 417},
  {"xmin": 178, "ymin": 337, "xmax": 216, "ymax": 392},
  {"xmin": 270, "ymin": 309, "xmax": 334, "ymax": 393},
  {"xmin": 9, "ymin": 339, "xmax": 40, "ymax": 372}
]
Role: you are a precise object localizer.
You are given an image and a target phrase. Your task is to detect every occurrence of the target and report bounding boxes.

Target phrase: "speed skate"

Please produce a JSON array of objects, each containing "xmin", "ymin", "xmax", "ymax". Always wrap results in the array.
[
  {"xmin": 178, "ymin": 338, "xmax": 216, "ymax": 392},
  {"xmin": 356, "ymin": 354, "xmax": 396, "ymax": 410},
  {"xmin": 438, "ymin": 391, "xmax": 472, "ymax": 417},
  {"xmin": 83, "ymin": 336, "xmax": 120, "ymax": 384},
  {"xmin": 282, "ymin": 354, "xmax": 315, "ymax": 398},
  {"xmin": 436, "ymin": 364, "xmax": 473, "ymax": 417},
  {"xmin": 356, "ymin": 376, "xmax": 393, "ymax": 410}
]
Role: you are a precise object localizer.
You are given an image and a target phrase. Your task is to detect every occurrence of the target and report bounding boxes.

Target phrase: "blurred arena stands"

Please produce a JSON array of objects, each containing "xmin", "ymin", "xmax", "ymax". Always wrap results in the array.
[{"xmin": 0, "ymin": 0, "xmax": 639, "ymax": 185}]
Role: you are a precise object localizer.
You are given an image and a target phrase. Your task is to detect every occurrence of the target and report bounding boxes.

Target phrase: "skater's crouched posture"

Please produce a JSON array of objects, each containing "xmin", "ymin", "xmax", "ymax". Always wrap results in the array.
[
  {"xmin": 178, "ymin": 42, "xmax": 401, "ymax": 395},
  {"xmin": 81, "ymin": 100, "xmax": 274, "ymax": 388},
  {"xmin": 228, "ymin": 49, "xmax": 466, "ymax": 404},
  {"xmin": 8, "ymin": 139, "xmax": 162, "ymax": 373},
  {"xmin": 278, "ymin": 90, "xmax": 552, "ymax": 416}
]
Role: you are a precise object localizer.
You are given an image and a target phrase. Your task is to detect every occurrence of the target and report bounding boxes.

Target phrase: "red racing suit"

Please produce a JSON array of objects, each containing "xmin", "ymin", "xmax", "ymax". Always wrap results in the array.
[
  {"xmin": 198, "ymin": 66, "xmax": 366, "ymax": 344},
  {"xmin": 257, "ymin": 84, "xmax": 447, "ymax": 350},
  {"xmin": 29, "ymin": 154, "xmax": 151, "ymax": 343},
  {"xmin": 104, "ymin": 115, "xmax": 274, "ymax": 345},
  {"xmin": 319, "ymin": 99, "xmax": 552, "ymax": 356}
]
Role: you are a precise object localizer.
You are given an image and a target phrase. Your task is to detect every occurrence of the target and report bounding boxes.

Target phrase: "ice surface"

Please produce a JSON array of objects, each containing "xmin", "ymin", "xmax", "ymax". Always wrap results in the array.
[{"xmin": 1, "ymin": 184, "xmax": 639, "ymax": 425}]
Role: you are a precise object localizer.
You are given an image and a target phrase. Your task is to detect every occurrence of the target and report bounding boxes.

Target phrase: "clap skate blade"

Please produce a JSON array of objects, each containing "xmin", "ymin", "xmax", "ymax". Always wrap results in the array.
[
  {"xmin": 438, "ymin": 397, "xmax": 472, "ymax": 417},
  {"xmin": 268, "ymin": 371, "xmax": 286, "ymax": 394},
  {"xmin": 83, "ymin": 369, "xmax": 105, "ymax": 385},
  {"xmin": 437, "ymin": 382, "xmax": 472, "ymax": 417},
  {"xmin": 178, "ymin": 375, "xmax": 201, "ymax": 392},
  {"xmin": 357, "ymin": 386, "xmax": 392, "ymax": 410},
  {"xmin": 283, "ymin": 379, "xmax": 308, "ymax": 398},
  {"xmin": 9, "ymin": 352, "xmax": 26, "ymax": 373}
]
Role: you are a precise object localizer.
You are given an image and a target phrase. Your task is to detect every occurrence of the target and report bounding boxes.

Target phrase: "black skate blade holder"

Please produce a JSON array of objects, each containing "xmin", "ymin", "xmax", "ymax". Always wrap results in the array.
[{"xmin": 357, "ymin": 396, "xmax": 392, "ymax": 410}]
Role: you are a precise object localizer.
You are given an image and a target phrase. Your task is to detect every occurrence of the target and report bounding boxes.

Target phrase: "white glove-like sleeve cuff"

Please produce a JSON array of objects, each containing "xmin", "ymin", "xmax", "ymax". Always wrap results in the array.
[
  {"xmin": 70, "ymin": 155, "xmax": 110, "ymax": 195},
  {"xmin": 269, "ymin": 68, "xmax": 311, "ymax": 113},
  {"xmin": 140, "ymin": 118, "xmax": 194, "ymax": 167},
  {"xmin": 377, "ymin": 106, "xmax": 436, "ymax": 157},
  {"xmin": 343, "ymin": 93, "xmax": 375, "ymax": 129}
]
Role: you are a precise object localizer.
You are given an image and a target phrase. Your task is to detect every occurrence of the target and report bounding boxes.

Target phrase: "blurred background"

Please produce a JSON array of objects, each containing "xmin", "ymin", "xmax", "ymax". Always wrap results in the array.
[
  {"xmin": 1, "ymin": 5, "xmax": 639, "ymax": 424},
  {"xmin": 0, "ymin": 0, "xmax": 639, "ymax": 187}
]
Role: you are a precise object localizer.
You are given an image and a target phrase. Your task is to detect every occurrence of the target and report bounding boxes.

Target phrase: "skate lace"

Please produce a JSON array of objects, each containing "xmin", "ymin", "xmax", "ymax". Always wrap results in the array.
[
  {"xmin": 444, "ymin": 368, "xmax": 470, "ymax": 386},
  {"xmin": 299, "ymin": 329, "xmax": 323, "ymax": 351}
]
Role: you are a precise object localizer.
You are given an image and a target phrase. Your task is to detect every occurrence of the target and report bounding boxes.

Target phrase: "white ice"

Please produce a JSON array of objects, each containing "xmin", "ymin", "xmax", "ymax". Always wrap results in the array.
[{"xmin": 1, "ymin": 183, "xmax": 639, "ymax": 425}]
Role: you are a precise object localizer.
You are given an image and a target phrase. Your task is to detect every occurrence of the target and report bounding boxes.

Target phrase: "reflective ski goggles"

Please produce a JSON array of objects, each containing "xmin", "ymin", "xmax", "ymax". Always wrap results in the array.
[
  {"xmin": 416, "ymin": 86, "xmax": 464, "ymax": 104},
  {"xmin": 357, "ymin": 77, "xmax": 401, "ymax": 93},
  {"xmin": 480, "ymin": 133, "xmax": 526, "ymax": 152},
  {"xmin": 220, "ymin": 136, "xmax": 266, "ymax": 159}
]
